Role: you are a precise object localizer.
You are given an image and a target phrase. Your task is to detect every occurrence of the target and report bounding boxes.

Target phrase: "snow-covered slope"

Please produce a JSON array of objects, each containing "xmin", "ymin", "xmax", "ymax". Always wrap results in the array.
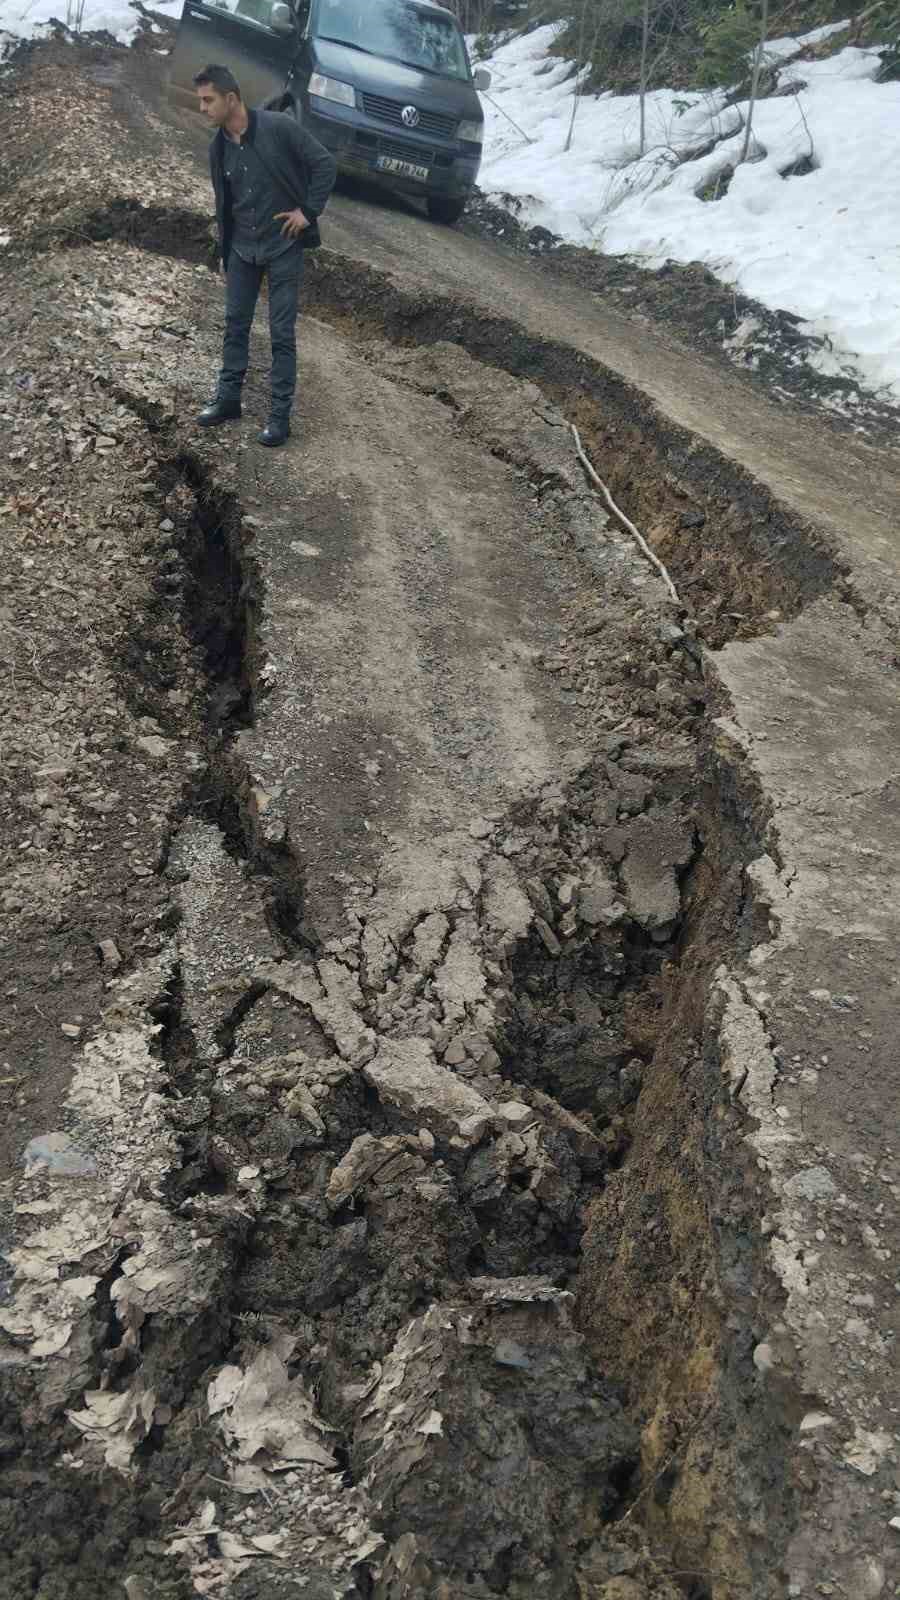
[
  {"xmin": 0, "ymin": 0, "xmax": 181, "ymax": 48},
  {"xmin": 477, "ymin": 23, "xmax": 900, "ymax": 400}
]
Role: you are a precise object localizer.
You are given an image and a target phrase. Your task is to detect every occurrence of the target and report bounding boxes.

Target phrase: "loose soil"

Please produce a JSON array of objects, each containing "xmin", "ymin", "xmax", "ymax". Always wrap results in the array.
[{"xmin": 0, "ymin": 33, "xmax": 898, "ymax": 1600}]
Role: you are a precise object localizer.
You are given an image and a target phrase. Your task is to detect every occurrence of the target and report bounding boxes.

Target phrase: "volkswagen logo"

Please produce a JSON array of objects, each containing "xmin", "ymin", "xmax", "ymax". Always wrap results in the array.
[{"xmin": 401, "ymin": 105, "xmax": 420, "ymax": 128}]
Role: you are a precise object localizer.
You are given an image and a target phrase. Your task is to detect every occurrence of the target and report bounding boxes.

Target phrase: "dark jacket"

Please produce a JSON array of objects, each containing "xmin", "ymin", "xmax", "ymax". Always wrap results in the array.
[{"xmin": 209, "ymin": 108, "xmax": 337, "ymax": 268}]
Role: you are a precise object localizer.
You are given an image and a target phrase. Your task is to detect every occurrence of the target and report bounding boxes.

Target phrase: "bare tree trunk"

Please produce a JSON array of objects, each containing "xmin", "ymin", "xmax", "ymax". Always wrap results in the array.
[
  {"xmin": 565, "ymin": 0, "xmax": 591, "ymax": 152},
  {"xmin": 739, "ymin": 0, "xmax": 769, "ymax": 163},
  {"xmin": 639, "ymin": 0, "xmax": 649, "ymax": 154}
]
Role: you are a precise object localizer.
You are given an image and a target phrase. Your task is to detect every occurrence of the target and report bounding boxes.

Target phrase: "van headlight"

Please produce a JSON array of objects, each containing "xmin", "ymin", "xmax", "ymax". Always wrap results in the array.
[
  {"xmin": 458, "ymin": 119, "xmax": 483, "ymax": 144},
  {"xmin": 309, "ymin": 73, "xmax": 356, "ymax": 108}
]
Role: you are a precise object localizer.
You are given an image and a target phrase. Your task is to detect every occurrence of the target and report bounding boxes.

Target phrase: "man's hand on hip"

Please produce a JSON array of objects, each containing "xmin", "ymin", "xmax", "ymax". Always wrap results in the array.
[{"xmin": 274, "ymin": 208, "xmax": 310, "ymax": 238}]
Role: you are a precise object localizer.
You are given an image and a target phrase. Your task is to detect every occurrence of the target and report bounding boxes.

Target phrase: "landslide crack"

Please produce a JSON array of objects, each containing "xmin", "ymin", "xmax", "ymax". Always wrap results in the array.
[
  {"xmin": 2, "ymin": 229, "xmax": 804, "ymax": 1600},
  {"xmin": 65, "ymin": 199, "xmax": 851, "ymax": 646}
]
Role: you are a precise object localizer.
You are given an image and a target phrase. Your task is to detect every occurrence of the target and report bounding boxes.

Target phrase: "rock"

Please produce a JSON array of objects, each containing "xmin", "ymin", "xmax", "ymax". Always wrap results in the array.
[
  {"xmin": 597, "ymin": 1580, "xmax": 649, "ymax": 1600},
  {"xmin": 135, "ymin": 735, "xmax": 172, "ymax": 760},
  {"xmin": 462, "ymin": 1133, "xmax": 523, "ymax": 1208},
  {"xmin": 535, "ymin": 917, "xmax": 561, "ymax": 957},
  {"xmin": 601, "ymin": 826, "xmax": 629, "ymax": 863},
  {"xmin": 433, "ymin": 927, "xmax": 488, "ymax": 1028},
  {"xmin": 326, "ymin": 1134, "xmax": 427, "ymax": 1212},
  {"xmin": 410, "ymin": 912, "xmax": 449, "ymax": 974},
  {"xmin": 619, "ymin": 806, "xmax": 694, "ymax": 931},
  {"xmin": 783, "ymin": 1165, "xmax": 837, "ymax": 1201},
  {"xmin": 23, "ymin": 1131, "xmax": 97, "ymax": 1177},
  {"xmin": 557, "ymin": 875, "xmax": 580, "ymax": 907},
  {"xmin": 753, "ymin": 1342, "xmax": 775, "ymax": 1373},
  {"xmin": 98, "ymin": 938, "xmax": 122, "ymax": 972},
  {"xmin": 527, "ymin": 1089, "xmax": 606, "ymax": 1176},
  {"xmin": 482, "ymin": 855, "xmax": 533, "ymax": 949},
  {"xmin": 496, "ymin": 1100, "xmax": 538, "ymax": 1131},
  {"xmin": 364, "ymin": 1037, "xmax": 493, "ymax": 1146},
  {"xmin": 605, "ymin": 763, "xmax": 651, "ymax": 816},
  {"xmin": 468, "ymin": 816, "xmax": 493, "ymax": 839},
  {"xmin": 60, "ymin": 1022, "xmax": 82, "ymax": 1039},
  {"xmin": 518, "ymin": 1123, "xmax": 582, "ymax": 1220},
  {"xmin": 578, "ymin": 866, "xmax": 618, "ymax": 926},
  {"xmin": 524, "ymin": 877, "xmax": 554, "ymax": 923}
]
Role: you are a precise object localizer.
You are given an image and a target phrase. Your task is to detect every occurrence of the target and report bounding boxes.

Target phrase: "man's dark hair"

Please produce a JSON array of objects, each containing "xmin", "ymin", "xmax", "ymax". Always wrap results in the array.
[{"xmin": 193, "ymin": 63, "xmax": 242, "ymax": 98}]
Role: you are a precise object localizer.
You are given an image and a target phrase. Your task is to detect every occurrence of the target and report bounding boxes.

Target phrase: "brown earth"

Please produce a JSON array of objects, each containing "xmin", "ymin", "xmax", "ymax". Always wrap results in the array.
[{"xmin": 0, "ymin": 33, "xmax": 898, "ymax": 1600}]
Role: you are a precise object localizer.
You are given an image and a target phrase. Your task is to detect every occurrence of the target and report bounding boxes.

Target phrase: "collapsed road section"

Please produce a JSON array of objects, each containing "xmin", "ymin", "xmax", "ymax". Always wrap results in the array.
[{"xmin": 1, "ymin": 42, "xmax": 899, "ymax": 1600}]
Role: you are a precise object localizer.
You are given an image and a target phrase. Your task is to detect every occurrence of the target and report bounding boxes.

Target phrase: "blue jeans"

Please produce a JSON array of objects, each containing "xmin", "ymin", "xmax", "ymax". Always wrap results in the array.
[{"xmin": 218, "ymin": 244, "xmax": 304, "ymax": 422}]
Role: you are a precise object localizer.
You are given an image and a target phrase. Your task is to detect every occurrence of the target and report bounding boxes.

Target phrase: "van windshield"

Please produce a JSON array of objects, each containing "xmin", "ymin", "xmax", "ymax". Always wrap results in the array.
[{"xmin": 314, "ymin": 0, "xmax": 470, "ymax": 81}]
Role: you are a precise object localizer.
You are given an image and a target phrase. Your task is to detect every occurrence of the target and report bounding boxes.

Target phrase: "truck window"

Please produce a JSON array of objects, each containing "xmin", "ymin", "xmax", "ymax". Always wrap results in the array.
[
  {"xmin": 207, "ymin": 0, "xmax": 280, "ymax": 26},
  {"xmin": 314, "ymin": 0, "xmax": 470, "ymax": 81}
]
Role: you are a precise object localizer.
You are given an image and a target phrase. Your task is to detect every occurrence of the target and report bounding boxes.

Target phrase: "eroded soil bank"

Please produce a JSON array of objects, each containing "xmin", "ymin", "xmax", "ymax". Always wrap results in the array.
[{"xmin": 1, "ymin": 42, "xmax": 899, "ymax": 1600}]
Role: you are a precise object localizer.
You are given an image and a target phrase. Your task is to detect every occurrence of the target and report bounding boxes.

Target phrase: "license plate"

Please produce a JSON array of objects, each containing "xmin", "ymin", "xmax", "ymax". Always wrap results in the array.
[{"xmin": 375, "ymin": 155, "xmax": 429, "ymax": 182}]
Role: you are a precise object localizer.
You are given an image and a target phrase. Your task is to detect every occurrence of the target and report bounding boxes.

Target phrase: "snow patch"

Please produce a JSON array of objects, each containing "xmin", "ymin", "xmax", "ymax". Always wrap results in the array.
[
  {"xmin": 0, "ymin": 0, "xmax": 182, "ymax": 48},
  {"xmin": 476, "ymin": 22, "xmax": 900, "ymax": 400}
]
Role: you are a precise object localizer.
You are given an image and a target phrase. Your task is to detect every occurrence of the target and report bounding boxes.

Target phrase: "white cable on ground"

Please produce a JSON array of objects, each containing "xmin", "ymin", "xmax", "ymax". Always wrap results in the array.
[{"xmin": 570, "ymin": 423, "xmax": 682, "ymax": 608}]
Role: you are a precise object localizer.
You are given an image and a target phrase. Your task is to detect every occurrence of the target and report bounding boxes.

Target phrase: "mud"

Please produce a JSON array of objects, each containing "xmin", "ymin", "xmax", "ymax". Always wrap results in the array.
[
  {"xmin": 29, "ymin": 192, "xmax": 852, "ymax": 650},
  {"xmin": 2, "ymin": 39, "xmax": 899, "ymax": 1600},
  {"xmin": 0, "ymin": 410, "xmax": 712, "ymax": 1598}
]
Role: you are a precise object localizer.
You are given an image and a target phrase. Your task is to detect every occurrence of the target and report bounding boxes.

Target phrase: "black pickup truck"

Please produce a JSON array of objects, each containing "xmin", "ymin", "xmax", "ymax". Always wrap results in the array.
[{"xmin": 168, "ymin": 0, "xmax": 491, "ymax": 223}]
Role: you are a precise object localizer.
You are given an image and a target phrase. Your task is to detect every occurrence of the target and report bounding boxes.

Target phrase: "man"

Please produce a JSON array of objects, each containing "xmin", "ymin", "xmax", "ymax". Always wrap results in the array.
[{"xmin": 194, "ymin": 64, "xmax": 337, "ymax": 447}]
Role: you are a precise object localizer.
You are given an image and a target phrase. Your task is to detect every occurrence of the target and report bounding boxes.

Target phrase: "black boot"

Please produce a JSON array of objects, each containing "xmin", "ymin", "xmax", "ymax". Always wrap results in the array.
[
  {"xmin": 197, "ymin": 396, "xmax": 241, "ymax": 427},
  {"xmin": 258, "ymin": 417, "xmax": 291, "ymax": 448}
]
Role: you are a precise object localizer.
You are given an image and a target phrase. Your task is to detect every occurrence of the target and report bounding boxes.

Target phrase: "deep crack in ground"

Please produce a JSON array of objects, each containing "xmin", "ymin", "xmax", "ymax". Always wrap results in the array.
[{"xmin": 3, "ymin": 61, "xmax": 899, "ymax": 1600}]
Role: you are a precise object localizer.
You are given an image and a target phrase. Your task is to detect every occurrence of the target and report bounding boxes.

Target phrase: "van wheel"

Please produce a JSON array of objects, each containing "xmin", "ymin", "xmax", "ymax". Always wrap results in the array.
[{"xmin": 427, "ymin": 196, "xmax": 466, "ymax": 225}]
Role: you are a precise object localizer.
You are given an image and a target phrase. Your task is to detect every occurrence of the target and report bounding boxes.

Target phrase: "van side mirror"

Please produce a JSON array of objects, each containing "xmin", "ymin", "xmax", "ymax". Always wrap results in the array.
[
  {"xmin": 473, "ymin": 67, "xmax": 491, "ymax": 91},
  {"xmin": 271, "ymin": 3, "xmax": 294, "ymax": 32}
]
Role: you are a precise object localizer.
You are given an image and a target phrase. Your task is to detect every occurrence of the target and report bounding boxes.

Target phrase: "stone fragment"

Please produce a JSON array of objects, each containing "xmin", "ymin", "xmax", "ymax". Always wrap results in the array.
[
  {"xmin": 605, "ymin": 762, "xmax": 651, "ymax": 816},
  {"xmin": 364, "ymin": 1037, "xmax": 493, "ymax": 1146},
  {"xmin": 783, "ymin": 1165, "xmax": 837, "ymax": 1201},
  {"xmin": 22, "ymin": 1132, "xmax": 97, "ymax": 1178},
  {"xmin": 496, "ymin": 1100, "xmax": 537, "ymax": 1131},
  {"xmin": 482, "ymin": 855, "xmax": 533, "ymax": 950},
  {"xmin": 98, "ymin": 938, "xmax": 122, "ymax": 972},
  {"xmin": 753, "ymin": 1342, "xmax": 774, "ymax": 1373},
  {"xmin": 557, "ymin": 875, "xmax": 580, "ymax": 908},
  {"xmin": 134, "ymin": 735, "xmax": 172, "ymax": 761},
  {"xmin": 326, "ymin": 1134, "xmax": 427, "ymax": 1212},
  {"xmin": 577, "ymin": 866, "xmax": 618, "ymax": 926},
  {"xmin": 410, "ymin": 912, "xmax": 449, "ymax": 974},
  {"xmin": 527, "ymin": 1088, "xmax": 606, "ymax": 1175},
  {"xmin": 535, "ymin": 917, "xmax": 561, "ymax": 957},
  {"xmin": 432, "ymin": 925, "xmax": 487, "ymax": 1027},
  {"xmin": 524, "ymin": 877, "xmax": 554, "ymax": 923},
  {"xmin": 619, "ymin": 806, "xmax": 694, "ymax": 931},
  {"xmin": 596, "ymin": 1581, "xmax": 649, "ymax": 1600}
]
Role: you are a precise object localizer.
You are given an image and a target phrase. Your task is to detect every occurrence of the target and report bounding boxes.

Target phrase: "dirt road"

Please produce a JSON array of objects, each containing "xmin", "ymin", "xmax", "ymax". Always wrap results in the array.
[{"xmin": 1, "ymin": 38, "xmax": 899, "ymax": 1600}]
